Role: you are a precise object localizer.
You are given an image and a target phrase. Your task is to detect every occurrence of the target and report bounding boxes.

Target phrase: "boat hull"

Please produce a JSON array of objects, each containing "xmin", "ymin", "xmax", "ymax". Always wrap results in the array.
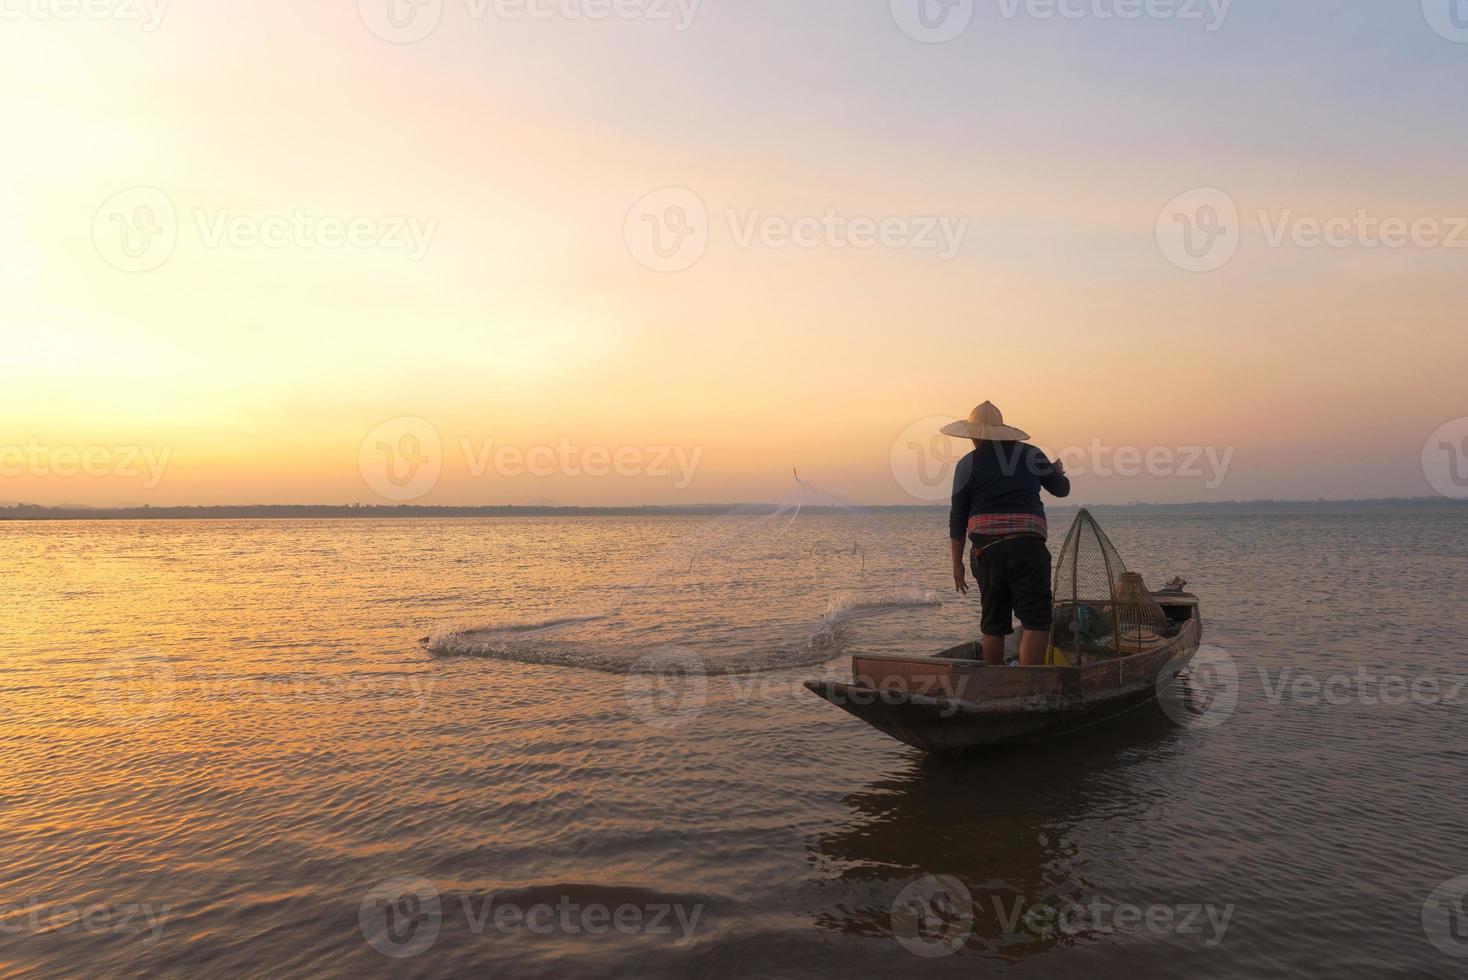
[{"xmin": 804, "ymin": 595, "xmax": 1201, "ymax": 752}]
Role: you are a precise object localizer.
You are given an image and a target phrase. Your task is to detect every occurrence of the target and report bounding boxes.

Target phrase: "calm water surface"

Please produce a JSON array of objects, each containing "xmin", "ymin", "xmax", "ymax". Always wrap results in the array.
[{"xmin": 2, "ymin": 508, "xmax": 1466, "ymax": 977}]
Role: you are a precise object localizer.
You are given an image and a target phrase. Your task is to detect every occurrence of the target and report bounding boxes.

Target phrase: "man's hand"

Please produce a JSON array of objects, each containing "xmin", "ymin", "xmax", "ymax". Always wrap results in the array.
[{"xmin": 950, "ymin": 538, "xmax": 969, "ymax": 594}]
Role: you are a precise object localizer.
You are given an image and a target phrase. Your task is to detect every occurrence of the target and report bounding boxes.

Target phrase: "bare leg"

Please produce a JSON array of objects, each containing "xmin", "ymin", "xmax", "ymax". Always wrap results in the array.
[
  {"xmin": 1018, "ymin": 629, "xmax": 1049, "ymax": 667},
  {"xmin": 981, "ymin": 635, "xmax": 1006, "ymax": 666}
]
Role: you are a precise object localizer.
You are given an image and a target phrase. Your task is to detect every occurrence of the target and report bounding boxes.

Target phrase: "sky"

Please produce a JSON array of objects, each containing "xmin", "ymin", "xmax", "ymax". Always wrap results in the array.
[{"xmin": 3, "ymin": 0, "xmax": 1467, "ymax": 507}]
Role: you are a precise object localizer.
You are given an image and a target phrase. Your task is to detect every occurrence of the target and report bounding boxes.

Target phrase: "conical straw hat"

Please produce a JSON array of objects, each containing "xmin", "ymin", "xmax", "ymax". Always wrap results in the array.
[{"xmin": 940, "ymin": 401, "xmax": 1031, "ymax": 441}]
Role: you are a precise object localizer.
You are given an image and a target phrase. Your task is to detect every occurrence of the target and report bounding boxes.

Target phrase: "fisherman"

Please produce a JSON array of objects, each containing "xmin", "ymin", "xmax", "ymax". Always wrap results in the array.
[{"xmin": 945, "ymin": 402, "xmax": 1071, "ymax": 667}]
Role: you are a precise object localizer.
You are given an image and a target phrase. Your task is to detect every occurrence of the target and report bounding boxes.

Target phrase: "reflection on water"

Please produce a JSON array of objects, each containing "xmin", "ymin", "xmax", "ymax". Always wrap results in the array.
[{"xmin": 808, "ymin": 704, "xmax": 1186, "ymax": 962}]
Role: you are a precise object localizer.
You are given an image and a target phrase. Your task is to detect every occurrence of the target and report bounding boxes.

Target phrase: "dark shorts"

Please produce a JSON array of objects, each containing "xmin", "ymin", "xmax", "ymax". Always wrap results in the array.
[{"xmin": 970, "ymin": 535, "xmax": 1054, "ymax": 636}]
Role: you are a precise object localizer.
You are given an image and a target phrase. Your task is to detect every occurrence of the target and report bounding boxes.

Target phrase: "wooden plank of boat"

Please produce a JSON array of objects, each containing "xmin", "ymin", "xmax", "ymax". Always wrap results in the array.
[{"xmin": 804, "ymin": 593, "xmax": 1202, "ymax": 752}]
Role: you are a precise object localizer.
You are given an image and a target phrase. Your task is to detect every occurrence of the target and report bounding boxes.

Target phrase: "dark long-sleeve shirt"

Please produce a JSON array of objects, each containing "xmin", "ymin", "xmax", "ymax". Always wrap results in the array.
[{"xmin": 949, "ymin": 441, "xmax": 1071, "ymax": 542}]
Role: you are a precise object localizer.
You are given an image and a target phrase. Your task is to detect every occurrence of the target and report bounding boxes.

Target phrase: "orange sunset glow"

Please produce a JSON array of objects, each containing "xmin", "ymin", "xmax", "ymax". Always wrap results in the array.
[{"xmin": 4, "ymin": 3, "xmax": 1466, "ymax": 508}]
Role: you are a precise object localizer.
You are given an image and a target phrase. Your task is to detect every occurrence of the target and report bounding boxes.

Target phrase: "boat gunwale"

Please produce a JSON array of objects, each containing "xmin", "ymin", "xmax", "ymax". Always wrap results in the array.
[
  {"xmin": 823, "ymin": 613, "xmax": 1202, "ymax": 717},
  {"xmin": 847, "ymin": 592, "xmax": 1201, "ymax": 680}
]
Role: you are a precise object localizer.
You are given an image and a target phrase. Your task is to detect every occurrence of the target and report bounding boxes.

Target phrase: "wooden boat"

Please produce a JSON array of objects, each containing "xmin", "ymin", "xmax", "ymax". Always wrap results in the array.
[{"xmin": 803, "ymin": 510, "xmax": 1202, "ymax": 752}]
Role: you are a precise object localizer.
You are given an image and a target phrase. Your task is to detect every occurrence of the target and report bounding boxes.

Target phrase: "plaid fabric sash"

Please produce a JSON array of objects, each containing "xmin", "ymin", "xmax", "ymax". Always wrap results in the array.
[{"xmin": 967, "ymin": 512, "xmax": 1048, "ymax": 541}]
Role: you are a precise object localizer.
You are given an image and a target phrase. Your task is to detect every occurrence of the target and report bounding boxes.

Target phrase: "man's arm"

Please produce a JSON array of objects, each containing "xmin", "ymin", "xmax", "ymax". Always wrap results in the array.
[
  {"xmin": 949, "ymin": 454, "xmax": 972, "ymax": 593},
  {"xmin": 949, "ymin": 453, "xmax": 973, "ymax": 543},
  {"xmin": 1037, "ymin": 450, "xmax": 1071, "ymax": 498}
]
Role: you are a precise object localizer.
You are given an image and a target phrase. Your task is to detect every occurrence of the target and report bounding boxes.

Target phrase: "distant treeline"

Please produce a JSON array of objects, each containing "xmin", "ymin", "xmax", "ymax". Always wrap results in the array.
[{"xmin": 1, "ymin": 498, "xmax": 1463, "ymax": 521}]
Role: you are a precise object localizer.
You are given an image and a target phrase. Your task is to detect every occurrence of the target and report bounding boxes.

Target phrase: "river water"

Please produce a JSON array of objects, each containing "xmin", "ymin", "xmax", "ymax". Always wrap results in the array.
[{"xmin": 2, "ymin": 506, "xmax": 1465, "ymax": 977}]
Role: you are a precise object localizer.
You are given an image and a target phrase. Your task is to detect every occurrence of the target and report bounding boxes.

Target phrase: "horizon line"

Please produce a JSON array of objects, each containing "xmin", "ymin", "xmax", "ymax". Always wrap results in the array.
[{"xmin": 1, "ymin": 496, "xmax": 1462, "ymax": 521}]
